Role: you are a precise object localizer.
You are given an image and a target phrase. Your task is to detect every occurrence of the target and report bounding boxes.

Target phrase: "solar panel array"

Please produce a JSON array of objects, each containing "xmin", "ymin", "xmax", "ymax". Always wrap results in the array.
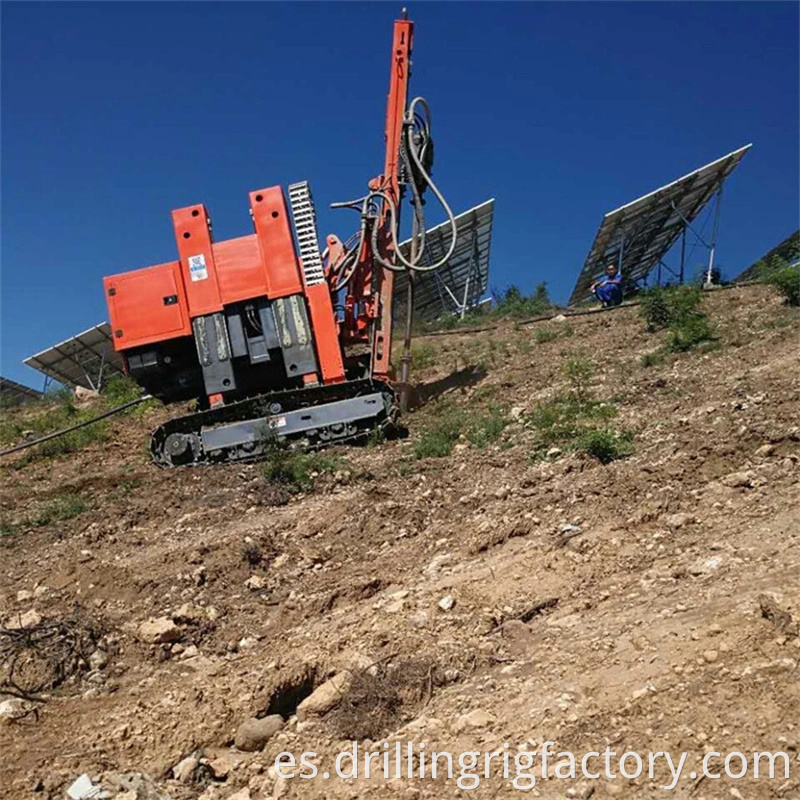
[
  {"xmin": 394, "ymin": 199, "xmax": 494, "ymax": 321},
  {"xmin": 569, "ymin": 144, "xmax": 752, "ymax": 306},
  {"xmin": 0, "ymin": 376, "xmax": 42, "ymax": 406},
  {"xmin": 734, "ymin": 229, "xmax": 800, "ymax": 283},
  {"xmin": 24, "ymin": 323, "xmax": 126, "ymax": 390}
]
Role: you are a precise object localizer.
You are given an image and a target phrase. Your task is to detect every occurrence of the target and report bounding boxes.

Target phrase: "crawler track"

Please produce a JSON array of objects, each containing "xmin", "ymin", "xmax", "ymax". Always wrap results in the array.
[{"xmin": 150, "ymin": 378, "xmax": 397, "ymax": 467}]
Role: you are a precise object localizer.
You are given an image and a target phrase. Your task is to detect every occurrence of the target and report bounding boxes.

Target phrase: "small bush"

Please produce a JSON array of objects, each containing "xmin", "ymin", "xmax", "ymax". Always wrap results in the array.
[
  {"xmin": 576, "ymin": 428, "xmax": 633, "ymax": 464},
  {"xmin": 767, "ymin": 266, "xmax": 800, "ymax": 306},
  {"xmin": 36, "ymin": 493, "xmax": 87, "ymax": 527},
  {"xmin": 640, "ymin": 285, "xmax": 714, "ymax": 352}
]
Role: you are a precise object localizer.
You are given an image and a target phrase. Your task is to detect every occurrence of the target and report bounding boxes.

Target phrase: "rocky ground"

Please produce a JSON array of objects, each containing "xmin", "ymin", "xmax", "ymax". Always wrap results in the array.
[{"xmin": 1, "ymin": 284, "xmax": 798, "ymax": 800}]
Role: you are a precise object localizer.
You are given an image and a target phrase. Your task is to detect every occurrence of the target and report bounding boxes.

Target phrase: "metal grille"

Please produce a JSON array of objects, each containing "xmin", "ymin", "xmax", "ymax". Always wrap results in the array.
[{"xmin": 288, "ymin": 181, "xmax": 325, "ymax": 287}]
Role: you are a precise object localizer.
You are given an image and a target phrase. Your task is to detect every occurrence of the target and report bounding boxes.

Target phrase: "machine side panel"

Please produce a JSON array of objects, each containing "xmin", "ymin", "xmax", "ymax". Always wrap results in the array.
[
  {"xmin": 249, "ymin": 187, "xmax": 304, "ymax": 299},
  {"xmin": 212, "ymin": 234, "xmax": 268, "ymax": 305},
  {"xmin": 304, "ymin": 283, "xmax": 345, "ymax": 383},
  {"xmin": 173, "ymin": 204, "xmax": 224, "ymax": 317},
  {"xmin": 104, "ymin": 261, "xmax": 192, "ymax": 350}
]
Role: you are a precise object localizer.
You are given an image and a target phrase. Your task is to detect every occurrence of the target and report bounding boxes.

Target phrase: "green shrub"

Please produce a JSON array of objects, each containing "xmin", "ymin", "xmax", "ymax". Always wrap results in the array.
[
  {"xmin": 767, "ymin": 266, "xmax": 800, "ymax": 306},
  {"xmin": 36, "ymin": 492, "xmax": 87, "ymax": 526},
  {"xmin": 640, "ymin": 285, "xmax": 714, "ymax": 352},
  {"xmin": 494, "ymin": 283, "xmax": 552, "ymax": 319},
  {"xmin": 576, "ymin": 428, "xmax": 633, "ymax": 464}
]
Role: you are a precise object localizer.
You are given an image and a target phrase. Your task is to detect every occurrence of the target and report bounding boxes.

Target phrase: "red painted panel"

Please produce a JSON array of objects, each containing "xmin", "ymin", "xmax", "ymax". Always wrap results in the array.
[
  {"xmin": 249, "ymin": 187, "xmax": 303, "ymax": 299},
  {"xmin": 172, "ymin": 204, "xmax": 223, "ymax": 317},
  {"xmin": 104, "ymin": 261, "xmax": 191, "ymax": 350},
  {"xmin": 212, "ymin": 234, "xmax": 268, "ymax": 305}
]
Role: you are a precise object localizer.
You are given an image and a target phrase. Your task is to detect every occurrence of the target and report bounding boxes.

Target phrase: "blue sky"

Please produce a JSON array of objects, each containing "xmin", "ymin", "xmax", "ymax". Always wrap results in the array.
[{"xmin": 2, "ymin": 1, "xmax": 798, "ymax": 388}]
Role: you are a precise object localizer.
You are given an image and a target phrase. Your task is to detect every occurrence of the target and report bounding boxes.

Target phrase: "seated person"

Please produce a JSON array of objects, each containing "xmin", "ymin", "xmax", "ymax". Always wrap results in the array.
[{"xmin": 591, "ymin": 263, "xmax": 623, "ymax": 307}]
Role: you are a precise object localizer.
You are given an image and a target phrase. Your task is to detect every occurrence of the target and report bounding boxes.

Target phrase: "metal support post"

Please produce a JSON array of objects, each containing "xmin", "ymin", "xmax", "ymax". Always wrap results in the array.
[
  {"xmin": 680, "ymin": 227, "xmax": 687, "ymax": 285},
  {"xmin": 705, "ymin": 185, "xmax": 724, "ymax": 286}
]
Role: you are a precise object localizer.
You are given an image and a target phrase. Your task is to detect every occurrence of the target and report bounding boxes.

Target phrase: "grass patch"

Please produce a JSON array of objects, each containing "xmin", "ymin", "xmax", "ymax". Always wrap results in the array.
[
  {"xmin": 413, "ymin": 403, "xmax": 508, "ymax": 459},
  {"xmin": 35, "ymin": 492, "xmax": 87, "ymax": 527},
  {"xmin": 525, "ymin": 358, "xmax": 631, "ymax": 463}
]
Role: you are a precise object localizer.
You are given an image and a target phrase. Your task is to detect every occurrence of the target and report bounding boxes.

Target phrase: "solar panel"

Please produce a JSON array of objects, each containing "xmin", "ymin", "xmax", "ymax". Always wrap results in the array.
[
  {"xmin": 23, "ymin": 323, "xmax": 126, "ymax": 390},
  {"xmin": 394, "ymin": 199, "xmax": 494, "ymax": 321},
  {"xmin": 735, "ymin": 229, "xmax": 800, "ymax": 282},
  {"xmin": 0, "ymin": 377, "xmax": 42, "ymax": 406},
  {"xmin": 569, "ymin": 144, "xmax": 752, "ymax": 306}
]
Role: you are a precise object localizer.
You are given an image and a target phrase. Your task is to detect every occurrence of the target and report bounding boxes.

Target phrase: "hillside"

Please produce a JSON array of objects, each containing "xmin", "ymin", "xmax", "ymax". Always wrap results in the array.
[{"xmin": 1, "ymin": 284, "xmax": 798, "ymax": 800}]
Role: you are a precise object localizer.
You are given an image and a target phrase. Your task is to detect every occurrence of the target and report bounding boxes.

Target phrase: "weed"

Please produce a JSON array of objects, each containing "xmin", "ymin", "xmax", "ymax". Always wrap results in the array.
[
  {"xmin": 666, "ymin": 313, "xmax": 715, "ymax": 352},
  {"xmin": 640, "ymin": 285, "xmax": 714, "ymax": 352},
  {"xmin": 101, "ymin": 375, "xmax": 143, "ymax": 406},
  {"xmin": 413, "ymin": 403, "xmax": 508, "ymax": 458},
  {"xmin": 525, "ymin": 393, "xmax": 625, "ymax": 463},
  {"xmin": 640, "ymin": 351, "xmax": 665, "ymax": 368},
  {"xmin": 242, "ymin": 542, "xmax": 263, "ymax": 567},
  {"xmin": 465, "ymin": 405, "xmax": 508, "ymax": 449},
  {"xmin": 262, "ymin": 440, "xmax": 342, "ymax": 492},
  {"xmin": 576, "ymin": 427, "xmax": 633, "ymax": 464},
  {"xmin": 410, "ymin": 341, "xmax": 437, "ymax": 370},
  {"xmin": 534, "ymin": 328, "xmax": 559, "ymax": 344},
  {"xmin": 36, "ymin": 493, "xmax": 87, "ymax": 527},
  {"xmin": 563, "ymin": 357, "xmax": 595, "ymax": 404},
  {"xmin": 640, "ymin": 285, "xmax": 701, "ymax": 331}
]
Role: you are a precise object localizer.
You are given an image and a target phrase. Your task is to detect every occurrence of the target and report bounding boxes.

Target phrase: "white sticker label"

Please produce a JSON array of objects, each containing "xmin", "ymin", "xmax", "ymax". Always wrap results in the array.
[
  {"xmin": 188, "ymin": 254, "xmax": 208, "ymax": 282},
  {"xmin": 268, "ymin": 416, "xmax": 287, "ymax": 429}
]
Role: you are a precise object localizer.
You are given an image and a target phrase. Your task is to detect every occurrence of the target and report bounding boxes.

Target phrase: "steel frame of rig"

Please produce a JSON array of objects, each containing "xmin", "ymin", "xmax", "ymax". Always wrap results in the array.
[{"xmin": 103, "ymin": 11, "xmax": 457, "ymax": 466}]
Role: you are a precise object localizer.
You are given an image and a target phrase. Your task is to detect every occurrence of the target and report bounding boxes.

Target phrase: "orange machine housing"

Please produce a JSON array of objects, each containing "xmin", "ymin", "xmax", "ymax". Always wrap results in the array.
[{"xmin": 104, "ymin": 15, "xmax": 413, "ymax": 414}]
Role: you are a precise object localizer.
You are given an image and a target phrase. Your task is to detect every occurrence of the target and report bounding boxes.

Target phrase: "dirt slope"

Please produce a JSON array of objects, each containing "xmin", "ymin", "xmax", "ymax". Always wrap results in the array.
[{"xmin": 1, "ymin": 285, "xmax": 798, "ymax": 800}]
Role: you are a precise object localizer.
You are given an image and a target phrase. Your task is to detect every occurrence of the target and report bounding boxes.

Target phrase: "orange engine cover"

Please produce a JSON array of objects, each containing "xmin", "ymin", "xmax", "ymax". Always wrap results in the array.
[{"xmin": 104, "ymin": 261, "xmax": 192, "ymax": 350}]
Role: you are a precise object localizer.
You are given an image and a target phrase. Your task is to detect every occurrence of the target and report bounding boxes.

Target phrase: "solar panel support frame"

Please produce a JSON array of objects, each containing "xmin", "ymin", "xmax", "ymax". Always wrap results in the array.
[{"xmin": 569, "ymin": 144, "xmax": 751, "ymax": 305}]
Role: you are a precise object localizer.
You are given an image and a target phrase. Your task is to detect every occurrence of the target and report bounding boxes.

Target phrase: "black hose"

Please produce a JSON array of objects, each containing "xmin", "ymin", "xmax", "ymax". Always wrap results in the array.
[{"xmin": 0, "ymin": 395, "xmax": 152, "ymax": 458}]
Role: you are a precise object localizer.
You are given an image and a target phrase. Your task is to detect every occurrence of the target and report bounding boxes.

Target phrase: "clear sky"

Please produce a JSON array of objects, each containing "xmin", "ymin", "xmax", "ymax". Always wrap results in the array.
[{"xmin": 2, "ymin": 1, "xmax": 798, "ymax": 389}]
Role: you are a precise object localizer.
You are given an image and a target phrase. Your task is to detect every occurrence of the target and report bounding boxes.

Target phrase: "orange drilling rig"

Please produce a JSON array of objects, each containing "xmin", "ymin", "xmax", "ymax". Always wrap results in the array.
[{"xmin": 103, "ymin": 11, "xmax": 457, "ymax": 466}]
